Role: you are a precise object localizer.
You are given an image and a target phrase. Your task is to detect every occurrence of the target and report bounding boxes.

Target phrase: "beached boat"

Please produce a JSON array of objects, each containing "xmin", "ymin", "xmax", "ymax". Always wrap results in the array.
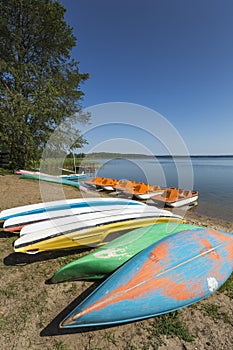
[
  {"xmin": 20, "ymin": 173, "xmax": 83, "ymax": 188},
  {"xmin": 84, "ymin": 177, "xmax": 105, "ymax": 188},
  {"xmin": 151, "ymin": 188, "xmax": 198, "ymax": 207},
  {"xmin": 16, "ymin": 169, "xmax": 87, "ymax": 180},
  {"xmin": 3, "ymin": 203, "xmax": 146, "ymax": 233},
  {"xmin": 13, "ymin": 207, "xmax": 184, "ymax": 254},
  {"xmin": 51, "ymin": 222, "xmax": 202, "ymax": 283},
  {"xmin": 0, "ymin": 197, "xmax": 145, "ymax": 222},
  {"xmin": 60, "ymin": 228, "xmax": 233, "ymax": 328},
  {"xmin": 113, "ymin": 179, "xmax": 136, "ymax": 194},
  {"xmin": 95, "ymin": 178, "xmax": 119, "ymax": 191},
  {"xmin": 123, "ymin": 182, "xmax": 164, "ymax": 200},
  {"xmin": 19, "ymin": 206, "xmax": 182, "ymax": 237}
]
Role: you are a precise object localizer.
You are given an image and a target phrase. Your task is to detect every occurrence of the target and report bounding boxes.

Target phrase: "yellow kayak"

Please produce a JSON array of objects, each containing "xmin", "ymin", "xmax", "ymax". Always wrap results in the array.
[{"xmin": 14, "ymin": 217, "xmax": 185, "ymax": 254}]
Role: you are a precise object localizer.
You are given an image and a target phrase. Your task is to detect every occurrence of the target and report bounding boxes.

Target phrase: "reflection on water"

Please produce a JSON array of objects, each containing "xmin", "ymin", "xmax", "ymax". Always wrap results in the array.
[{"xmin": 93, "ymin": 156, "xmax": 233, "ymax": 222}]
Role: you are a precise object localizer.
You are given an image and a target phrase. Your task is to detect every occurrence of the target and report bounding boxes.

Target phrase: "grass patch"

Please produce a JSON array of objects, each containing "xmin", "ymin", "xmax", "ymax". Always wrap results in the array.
[
  {"xmin": 142, "ymin": 311, "xmax": 194, "ymax": 349},
  {"xmin": 54, "ymin": 341, "xmax": 69, "ymax": 350},
  {"xmin": 218, "ymin": 272, "xmax": 233, "ymax": 298},
  {"xmin": 202, "ymin": 303, "xmax": 232, "ymax": 325},
  {"xmin": 0, "ymin": 281, "xmax": 18, "ymax": 298}
]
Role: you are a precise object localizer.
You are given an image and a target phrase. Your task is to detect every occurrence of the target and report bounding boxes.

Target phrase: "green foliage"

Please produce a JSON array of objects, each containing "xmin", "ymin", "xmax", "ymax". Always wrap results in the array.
[{"xmin": 0, "ymin": 0, "xmax": 89, "ymax": 170}]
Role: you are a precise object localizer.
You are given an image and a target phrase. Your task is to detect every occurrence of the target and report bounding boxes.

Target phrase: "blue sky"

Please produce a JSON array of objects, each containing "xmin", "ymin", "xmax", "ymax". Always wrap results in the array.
[{"xmin": 60, "ymin": 0, "xmax": 233, "ymax": 155}]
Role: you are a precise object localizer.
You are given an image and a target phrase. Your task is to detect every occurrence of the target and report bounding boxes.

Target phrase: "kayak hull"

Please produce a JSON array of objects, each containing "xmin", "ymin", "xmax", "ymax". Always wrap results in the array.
[
  {"xmin": 51, "ymin": 223, "xmax": 202, "ymax": 283},
  {"xmin": 60, "ymin": 228, "xmax": 233, "ymax": 328}
]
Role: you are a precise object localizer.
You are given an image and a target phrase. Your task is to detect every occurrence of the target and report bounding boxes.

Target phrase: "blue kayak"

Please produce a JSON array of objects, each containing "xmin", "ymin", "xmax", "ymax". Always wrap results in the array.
[{"xmin": 60, "ymin": 228, "xmax": 233, "ymax": 328}]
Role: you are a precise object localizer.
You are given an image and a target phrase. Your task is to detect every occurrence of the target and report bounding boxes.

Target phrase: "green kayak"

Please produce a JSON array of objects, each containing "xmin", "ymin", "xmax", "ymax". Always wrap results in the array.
[
  {"xmin": 51, "ymin": 223, "xmax": 202, "ymax": 283},
  {"xmin": 20, "ymin": 173, "xmax": 80, "ymax": 188}
]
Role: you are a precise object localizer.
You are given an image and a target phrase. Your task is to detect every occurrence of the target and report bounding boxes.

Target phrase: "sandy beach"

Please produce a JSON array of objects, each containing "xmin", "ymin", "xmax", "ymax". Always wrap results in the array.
[{"xmin": 0, "ymin": 174, "xmax": 232, "ymax": 350}]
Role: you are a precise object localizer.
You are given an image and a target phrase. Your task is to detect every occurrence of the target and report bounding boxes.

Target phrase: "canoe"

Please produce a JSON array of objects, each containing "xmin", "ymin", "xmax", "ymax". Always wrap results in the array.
[
  {"xmin": 151, "ymin": 188, "xmax": 198, "ymax": 207},
  {"xmin": 3, "ymin": 203, "xmax": 148, "ymax": 233},
  {"xmin": 51, "ymin": 223, "xmax": 202, "ymax": 283},
  {"xmin": 60, "ymin": 228, "xmax": 233, "ymax": 328},
  {"xmin": 0, "ymin": 197, "xmax": 145, "ymax": 221},
  {"xmin": 14, "ymin": 209, "xmax": 184, "ymax": 254}
]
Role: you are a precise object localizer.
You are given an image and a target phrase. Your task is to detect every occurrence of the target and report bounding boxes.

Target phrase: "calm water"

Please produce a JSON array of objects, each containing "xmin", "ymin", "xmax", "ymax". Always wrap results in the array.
[{"xmin": 92, "ymin": 156, "xmax": 233, "ymax": 222}]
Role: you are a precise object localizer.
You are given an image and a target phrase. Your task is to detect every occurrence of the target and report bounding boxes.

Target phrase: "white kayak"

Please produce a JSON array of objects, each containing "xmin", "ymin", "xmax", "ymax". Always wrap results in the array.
[
  {"xmin": 0, "ymin": 197, "xmax": 145, "ymax": 221},
  {"xmin": 19, "ymin": 206, "xmax": 178, "ymax": 236},
  {"xmin": 14, "ymin": 207, "xmax": 183, "ymax": 254},
  {"xmin": 3, "ymin": 203, "xmax": 148, "ymax": 233}
]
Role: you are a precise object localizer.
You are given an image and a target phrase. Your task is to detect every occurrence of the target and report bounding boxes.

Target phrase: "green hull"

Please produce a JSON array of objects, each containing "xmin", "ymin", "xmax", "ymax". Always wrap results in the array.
[{"xmin": 51, "ymin": 223, "xmax": 201, "ymax": 283}]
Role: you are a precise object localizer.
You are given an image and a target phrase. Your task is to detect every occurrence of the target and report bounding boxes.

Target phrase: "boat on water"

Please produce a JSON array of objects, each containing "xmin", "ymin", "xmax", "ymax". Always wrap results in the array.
[
  {"xmin": 51, "ymin": 222, "xmax": 202, "ymax": 283},
  {"xmin": 151, "ymin": 188, "xmax": 199, "ymax": 207},
  {"xmin": 13, "ymin": 207, "xmax": 184, "ymax": 254},
  {"xmin": 60, "ymin": 228, "xmax": 233, "ymax": 328}
]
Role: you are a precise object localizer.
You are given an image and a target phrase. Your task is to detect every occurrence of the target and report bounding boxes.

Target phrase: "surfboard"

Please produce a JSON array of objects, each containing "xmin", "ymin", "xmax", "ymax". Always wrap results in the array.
[
  {"xmin": 60, "ymin": 228, "xmax": 233, "ymax": 328},
  {"xmin": 0, "ymin": 197, "xmax": 145, "ymax": 221},
  {"xmin": 51, "ymin": 223, "xmax": 202, "ymax": 283}
]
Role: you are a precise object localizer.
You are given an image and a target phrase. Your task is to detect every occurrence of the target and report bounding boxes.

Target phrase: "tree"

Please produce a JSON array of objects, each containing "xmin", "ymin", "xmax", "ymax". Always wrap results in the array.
[{"xmin": 0, "ymin": 0, "xmax": 89, "ymax": 170}]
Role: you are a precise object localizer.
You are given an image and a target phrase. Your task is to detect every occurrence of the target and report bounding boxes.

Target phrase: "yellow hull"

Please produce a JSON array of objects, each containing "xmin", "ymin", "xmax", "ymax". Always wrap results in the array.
[{"xmin": 14, "ymin": 217, "xmax": 185, "ymax": 254}]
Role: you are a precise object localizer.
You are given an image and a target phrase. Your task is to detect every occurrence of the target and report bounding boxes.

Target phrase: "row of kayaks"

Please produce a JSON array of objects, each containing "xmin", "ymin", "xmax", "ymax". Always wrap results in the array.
[
  {"xmin": 1, "ymin": 197, "xmax": 232, "ymax": 329},
  {"xmin": 1, "ymin": 197, "xmax": 184, "ymax": 254},
  {"xmin": 84, "ymin": 177, "xmax": 199, "ymax": 206}
]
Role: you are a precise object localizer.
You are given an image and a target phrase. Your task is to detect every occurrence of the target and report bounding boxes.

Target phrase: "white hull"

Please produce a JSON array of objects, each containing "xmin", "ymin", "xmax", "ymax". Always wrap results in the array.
[
  {"xmin": 14, "ymin": 207, "xmax": 183, "ymax": 249},
  {"xmin": 20, "ymin": 206, "xmax": 179, "ymax": 236},
  {"xmin": 166, "ymin": 195, "xmax": 199, "ymax": 208},
  {"xmin": 3, "ymin": 204, "xmax": 147, "ymax": 231},
  {"xmin": 0, "ymin": 198, "xmax": 145, "ymax": 221},
  {"xmin": 133, "ymin": 191, "xmax": 164, "ymax": 200}
]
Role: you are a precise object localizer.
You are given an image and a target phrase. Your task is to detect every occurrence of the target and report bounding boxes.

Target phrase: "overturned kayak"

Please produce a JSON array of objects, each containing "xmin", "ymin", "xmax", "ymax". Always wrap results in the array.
[
  {"xmin": 16, "ymin": 169, "xmax": 87, "ymax": 180},
  {"xmin": 0, "ymin": 197, "xmax": 145, "ymax": 221},
  {"xmin": 51, "ymin": 223, "xmax": 202, "ymax": 283},
  {"xmin": 3, "ymin": 203, "xmax": 147, "ymax": 233},
  {"xmin": 13, "ymin": 207, "xmax": 184, "ymax": 254},
  {"xmin": 60, "ymin": 228, "xmax": 233, "ymax": 328}
]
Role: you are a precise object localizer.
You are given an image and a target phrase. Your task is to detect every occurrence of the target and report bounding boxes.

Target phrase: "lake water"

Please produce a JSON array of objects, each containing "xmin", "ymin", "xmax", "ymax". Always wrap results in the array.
[{"xmin": 90, "ymin": 156, "xmax": 233, "ymax": 222}]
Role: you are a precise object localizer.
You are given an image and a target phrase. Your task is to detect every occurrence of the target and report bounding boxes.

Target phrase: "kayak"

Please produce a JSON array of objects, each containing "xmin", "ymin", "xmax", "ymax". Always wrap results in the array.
[
  {"xmin": 14, "ymin": 210, "xmax": 184, "ymax": 254},
  {"xmin": 3, "ymin": 204, "xmax": 148, "ymax": 233},
  {"xmin": 0, "ymin": 197, "xmax": 145, "ymax": 221},
  {"xmin": 60, "ymin": 228, "xmax": 233, "ymax": 328},
  {"xmin": 51, "ymin": 223, "xmax": 202, "ymax": 283}
]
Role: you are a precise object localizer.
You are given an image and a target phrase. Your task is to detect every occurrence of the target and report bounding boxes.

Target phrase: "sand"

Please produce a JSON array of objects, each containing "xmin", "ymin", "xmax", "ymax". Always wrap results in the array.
[{"xmin": 0, "ymin": 174, "xmax": 232, "ymax": 350}]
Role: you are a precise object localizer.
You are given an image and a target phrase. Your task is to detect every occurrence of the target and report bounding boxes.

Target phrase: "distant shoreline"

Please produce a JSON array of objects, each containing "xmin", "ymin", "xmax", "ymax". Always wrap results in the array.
[{"xmin": 85, "ymin": 152, "xmax": 233, "ymax": 159}]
